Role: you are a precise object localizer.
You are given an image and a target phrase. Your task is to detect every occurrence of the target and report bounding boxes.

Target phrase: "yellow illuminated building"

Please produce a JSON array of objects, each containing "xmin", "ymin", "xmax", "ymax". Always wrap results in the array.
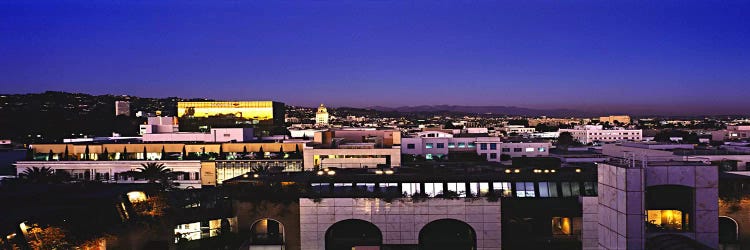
[{"xmin": 178, "ymin": 101, "xmax": 275, "ymax": 119}]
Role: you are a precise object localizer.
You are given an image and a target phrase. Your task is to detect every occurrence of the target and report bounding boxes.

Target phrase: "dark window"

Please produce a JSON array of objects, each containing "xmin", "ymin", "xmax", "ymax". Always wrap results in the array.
[
  {"xmin": 407, "ymin": 144, "xmax": 415, "ymax": 149},
  {"xmin": 437, "ymin": 143, "xmax": 445, "ymax": 148},
  {"xmin": 490, "ymin": 143, "xmax": 497, "ymax": 150}
]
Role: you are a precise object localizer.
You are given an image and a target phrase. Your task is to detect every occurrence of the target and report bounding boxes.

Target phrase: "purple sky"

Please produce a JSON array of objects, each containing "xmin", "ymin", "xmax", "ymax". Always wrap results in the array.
[{"xmin": 1, "ymin": 1, "xmax": 749, "ymax": 114}]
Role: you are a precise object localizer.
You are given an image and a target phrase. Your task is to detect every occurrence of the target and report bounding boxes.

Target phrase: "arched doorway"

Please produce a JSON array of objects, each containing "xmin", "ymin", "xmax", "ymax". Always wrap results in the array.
[
  {"xmin": 419, "ymin": 219, "xmax": 476, "ymax": 250},
  {"xmin": 325, "ymin": 219, "xmax": 382, "ymax": 250},
  {"xmin": 249, "ymin": 218, "xmax": 285, "ymax": 249},
  {"xmin": 719, "ymin": 216, "xmax": 739, "ymax": 244}
]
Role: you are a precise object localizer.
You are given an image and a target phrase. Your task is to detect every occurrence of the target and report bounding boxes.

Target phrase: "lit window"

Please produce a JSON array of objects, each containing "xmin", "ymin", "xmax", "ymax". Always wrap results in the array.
[
  {"xmin": 492, "ymin": 182, "xmax": 512, "ymax": 197},
  {"xmin": 425, "ymin": 143, "xmax": 434, "ymax": 149},
  {"xmin": 646, "ymin": 210, "xmax": 686, "ymax": 231},
  {"xmin": 525, "ymin": 148, "xmax": 535, "ymax": 152},
  {"xmin": 538, "ymin": 147, "xmax": 546, "ymax": 152},
  {"xmin": 539, "ymin": 182, "xmax": 558, "ymax": 197},
  {"xmin": 468, "ymin": 142, "xmax": 475, "ymax": 148},
  {"xmin": 425, "ymin": 154, "xmax": 433, "ymax": 160},
  {"xmin": 447, "ymin": 182, "xmax": 466, "ymax": 197},
  {"xmin": 448, "ymin": 143, "xmax": 456, "ymax": 148},
  {"xmin": 516, "ymin": 182, "xmax": 535, "ymax": 197},
  {"xmin": 425, "ymin": 183, "xmax": 443, "ymax": 197},
  {"xmin": 469, "ymin": 182, "xmax": 490, "ymax": 197},
  {"xmin": 458, "ymin": 142, "xmax": 466, "ymax": 148},
  {"xmin": 552, "ymin": 217, "xmax": 573, "ymax": 236},
  {"xmin": 402, "ymin": 183, "xmax": 421, "ymax": 196}
]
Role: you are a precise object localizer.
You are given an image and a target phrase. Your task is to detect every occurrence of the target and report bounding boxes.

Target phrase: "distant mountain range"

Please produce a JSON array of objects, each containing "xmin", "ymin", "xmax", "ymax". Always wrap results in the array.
[{"xmin": 367, "ymin": 105, "xmax": 595, "ymax": 117}]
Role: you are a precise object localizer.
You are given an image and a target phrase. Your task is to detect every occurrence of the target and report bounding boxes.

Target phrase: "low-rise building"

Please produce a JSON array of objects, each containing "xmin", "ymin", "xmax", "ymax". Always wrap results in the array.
[
  {"xmin": 712, "ymin": 125, "xmax": 750, "ymax": 142},
  {"xmin": 401, "ymin": 131, "xmax": 477, "ymax": 160},
  {"xmin": 559, "ymin": 125, "xmax": 642, "ymax": 144},
  {"xmin": 598, "ymin": 115, "xmax": 631, "ymax": 124},
  {"xmin": 502, "ymin": 125, "xmax": 536, "ymax": 134},
  {"xmin": 475, "ymin": 137, "xmax": 551, "ymax": 161}
]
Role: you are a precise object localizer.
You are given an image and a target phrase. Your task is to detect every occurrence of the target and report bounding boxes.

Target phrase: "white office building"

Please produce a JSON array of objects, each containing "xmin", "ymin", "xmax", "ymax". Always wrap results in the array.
[{"xmin": 559, "ymin": 125, "xmax": 642, "ymax": 144}]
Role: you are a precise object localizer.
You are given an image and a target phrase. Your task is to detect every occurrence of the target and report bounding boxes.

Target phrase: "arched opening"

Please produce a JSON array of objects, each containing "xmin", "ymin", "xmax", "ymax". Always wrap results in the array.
[
  {"xmin": 419, "ymin": 219, "xmax": 477, "ymax": 250},
  {"xmin": 645, "ymin": 185, "xmax": 694, "ymax": 232},
  {"xmin": 325, "ymin": 219, "xmax": 382, "ymax": 250},
  {"xmin": 249, "ymin": 218, "xmax": 285, "ymax": 248},
  {"xmin": 719, "ymin": 216, "xmax": 739, "ymax": 244}
]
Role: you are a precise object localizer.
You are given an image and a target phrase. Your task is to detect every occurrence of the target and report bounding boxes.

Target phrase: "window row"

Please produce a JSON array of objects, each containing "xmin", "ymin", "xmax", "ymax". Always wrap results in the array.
[{"xmin": 309, "ymin": 181, "xmax": 597, "ymax": 198}]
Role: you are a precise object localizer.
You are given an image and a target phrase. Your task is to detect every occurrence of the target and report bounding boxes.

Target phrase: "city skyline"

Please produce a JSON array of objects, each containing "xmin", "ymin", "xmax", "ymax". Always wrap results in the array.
[{"xmin": 1, "ymin": 1, "xmax": 749, "ymax": 113}]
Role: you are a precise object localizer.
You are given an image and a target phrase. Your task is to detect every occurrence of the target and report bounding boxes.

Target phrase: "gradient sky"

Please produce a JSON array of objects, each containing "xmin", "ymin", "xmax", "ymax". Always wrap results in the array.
[{"xmin": 1, "ymin": 1, "xmax": 749, "ymax": 114}]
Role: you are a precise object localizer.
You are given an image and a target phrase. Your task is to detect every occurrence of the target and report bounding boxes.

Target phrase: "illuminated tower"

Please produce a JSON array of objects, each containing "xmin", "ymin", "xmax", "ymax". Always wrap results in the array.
[{"xmin": 316, "ymin": 104, "xmax": 329, "ymax": 126}]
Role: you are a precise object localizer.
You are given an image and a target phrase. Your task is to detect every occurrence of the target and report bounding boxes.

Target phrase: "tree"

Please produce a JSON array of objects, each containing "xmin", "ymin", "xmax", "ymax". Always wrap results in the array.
[
  {"xmin": 182, "ymin": 146, "xmax": 187, "ymax": 160},
  {"xmin": 142, "ymin": 146, "xmax": 148, "ymax": 160},
  {"xmin": 258, "ymin": 146, "xmax": 265, "ymax": 159},
  {"xmin": 122, "ymin": 147, "xmax": 128, "ymax": 160},
  {"xmin": 278, "ymin": 145, "xmax": 285, "ymax": 159},
  {"xmin": 26, "ymin": 224, "xmax": 70, "ymax": 250},
  {"xmin": 126, "ymin": 162, "xmax": 176, "ymax": 190},
  {"xmin": 294, "ymin": 144, "xmax": 301, "ymax": 158},
  {"xmin": 63, "ymin": 145, "xmax": 69, "ymax": 160},
  {"xmin": 48, "ymin": 149, "xmax": 54, "ymax": 161},
  {"xmin": 84, "ymin": 145, "xmax": 90, "ymax": 160},
  {"xmin": 161, "ymin": 146, "xmax": 166, "ymax": 160},
  {"xmin": 101, "ymin": 148, "xmax": 109, "ymax": 161},
  {"xmin": 557, "ymin": 132, "xmax": 574, "ymax": 149},
  {"xmin": 219, "ymin": 145, "xmax": 224, "ymax": 160},
  {"xmin": 243, "ymin": 145, "xmax": 248, "ymax": 159},
  {"xmin": 18, "ymin": 167, "xmax": 69, "ymax": 184}
]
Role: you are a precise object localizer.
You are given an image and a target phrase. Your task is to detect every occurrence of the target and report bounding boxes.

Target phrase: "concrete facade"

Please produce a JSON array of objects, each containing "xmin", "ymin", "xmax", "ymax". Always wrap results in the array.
[
  {"xmin": 560, "ymin": 125, "xmax": 642, "ymax": 144},
  {"xmin": 299, "ymin": 198, "xmax": 502, "ymax": 250},
  {"xmin": 596, "ymin": 160, "xmax": 718, "ymax": 249}
]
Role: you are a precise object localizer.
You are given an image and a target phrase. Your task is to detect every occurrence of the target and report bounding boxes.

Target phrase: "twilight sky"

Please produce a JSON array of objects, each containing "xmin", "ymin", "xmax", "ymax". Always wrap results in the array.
[{"xmin": 1, "ymin": 1, "xmax": 749, "ymax": 114}]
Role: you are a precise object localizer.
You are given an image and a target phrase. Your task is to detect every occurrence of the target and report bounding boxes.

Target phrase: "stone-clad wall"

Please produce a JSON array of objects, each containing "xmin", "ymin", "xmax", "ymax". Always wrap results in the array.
[
  {"xmin": 235, "ymin": 200, "xmax": 302, "ymax": 250},
  {"xmin": 597, "ymin": 163, "xmax": 719, "ymax": 249},
  {"xmin": 299, "ymin": 198, "xmax": 502, "ymax": 250},
  {"xmin": 645, "ymin": 165, "xmax": 719, "ymax": 247},
  {"xmin": 598, "ymin": 163, "xmax": 644, "ymax": 250},
  {"xmin": 580, "ymin": 196, "xmax": 599, "ymax": 250}
]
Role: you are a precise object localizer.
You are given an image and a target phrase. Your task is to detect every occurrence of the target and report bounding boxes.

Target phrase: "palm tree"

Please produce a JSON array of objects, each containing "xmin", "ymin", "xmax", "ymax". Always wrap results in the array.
[
  {"xmin": 18, "ymin": 167, "xmax": 69, "ymax": 184},
  {"xmin": 20, "ymin": 167, "xmax": 54, "ymax": 182},
  {"xmin": 136, "ymin": 163, "xmax": 172, "ymax": 182},
  {"xmin": 126, "ymin": 162, "xmax": 177, "ymax": 190}
]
